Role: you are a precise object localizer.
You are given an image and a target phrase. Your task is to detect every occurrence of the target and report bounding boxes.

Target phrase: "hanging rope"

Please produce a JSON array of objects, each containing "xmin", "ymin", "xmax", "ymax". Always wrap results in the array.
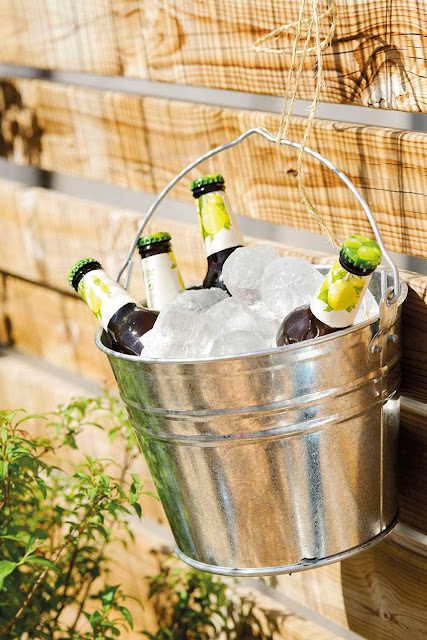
[{"xmin": 254, "ymin": 0, "xmax": 340, "ymax": 247}]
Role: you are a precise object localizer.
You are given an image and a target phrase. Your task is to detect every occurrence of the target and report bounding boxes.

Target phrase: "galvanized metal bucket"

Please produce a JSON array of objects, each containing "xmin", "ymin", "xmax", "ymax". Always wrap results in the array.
[{"xmin": 96, "ymin": 128, "xmax": 407, "ymax": 575}]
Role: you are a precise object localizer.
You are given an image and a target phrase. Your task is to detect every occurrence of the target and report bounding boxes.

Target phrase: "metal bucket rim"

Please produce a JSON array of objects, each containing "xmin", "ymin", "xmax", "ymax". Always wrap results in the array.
[
  {"xmin": 95, "ymin": 268, "xmax": 407, "ymax": 365},
  {"xmin": 174, "ymin": 512, "xmax": 399, "ymax": 576}
]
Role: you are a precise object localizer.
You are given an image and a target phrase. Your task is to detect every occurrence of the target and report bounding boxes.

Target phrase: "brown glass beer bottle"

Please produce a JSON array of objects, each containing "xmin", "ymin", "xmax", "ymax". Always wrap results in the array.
[
  {"xmin": 137, "ymin": 232, "xmax": 185, "ymax": 311},
  {"xmin": 68, "ymin": 258, "xmax": 158, "ymax": 356},
  {"xmin": 277, "ymin": 235, "xmax": 382, "ymax": 346},
  {"xmin": 190, "ymin": 174, "xmax": 243, "ymax": 290}
]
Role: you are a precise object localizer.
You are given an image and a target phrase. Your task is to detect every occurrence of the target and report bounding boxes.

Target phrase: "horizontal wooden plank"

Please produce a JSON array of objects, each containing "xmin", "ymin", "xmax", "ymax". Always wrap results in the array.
[
  {"xmin": 0, "ymin": 79, "xmax": 426, "ymax": 257},
  {"xmin": 0, "ymin": 180, "xmax": 425, "ymax": 403},
  {"xmin": 0, "ymin": 179, "xmax": 334, "ymax": 295},
  {"xmin": 398, "ymin": 400, "xmax": 427, "ymax": 534},
  {"xmin": 1, "ymin": 349, "xmax": 427, "ymax": 640},
  {"xmin": 275, "ymin": 529, "xmax": 427, "ymax": 640},
  {"xmin": 0, "ymin": 1, "xmax": 426, "ymax": 113},
  {"xmin": 0, "ymin": 274, "xmax": 115, "ymax": 384},
  {"xmin": 401, "ymin": 277, "xmax": 427, "ymax": 405}
]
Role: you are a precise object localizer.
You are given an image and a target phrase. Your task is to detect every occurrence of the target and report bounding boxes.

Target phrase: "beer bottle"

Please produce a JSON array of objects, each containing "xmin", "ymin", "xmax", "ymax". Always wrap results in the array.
[
  {"xmin": 68, "ymin": 258, "xmax": 158, "ymax": 356},
  {"xmin": 277, "ymin": 235, "xmax": 382, "ymax": 346},
  {"xmin": 190, "ymin": 174, "xmax": 243, "ymax": 290},
  {"xmin": 137, "ymin": 232, "xmax": 185, "ymax": 311}
]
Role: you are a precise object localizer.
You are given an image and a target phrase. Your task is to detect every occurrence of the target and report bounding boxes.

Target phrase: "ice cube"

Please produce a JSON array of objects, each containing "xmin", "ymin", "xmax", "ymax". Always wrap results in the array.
[
  {"xmin": 142, "ymin": 307, "xmax": 215, "ymax": 359},
  {"xmin": 249, "ymin": 299, "xmax": 281, "ymax": 324},
  {"xmin": 209, "ymin": 330, "xmax": 269, "ymax": 357},
  {"xmin": 207, "ymin": 297, "xmax": 278, "ymax": 344},
  {"xmin": 354, "ymin": 289, "xmax": 379, "ymax": 324},
  {"xmin": 261, "ymin": 257, "xmax": 325, "ymax": 320},
  {"xmin": 222, "ymin": 245, "xmax": 280, "ymax": 304},
  {"xmin": 168, "ymin": 287, "xmax": 228, "ymax": 313}
]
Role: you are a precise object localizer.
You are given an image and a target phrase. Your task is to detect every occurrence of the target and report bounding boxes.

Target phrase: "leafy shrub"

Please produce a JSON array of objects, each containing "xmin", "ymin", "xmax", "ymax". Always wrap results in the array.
[
  {"xmin": 144, "ymin": 555, "xmax": 285, "ymax": 640},
  {"xmin": 0, "ymin": 395, "xmax": 145, "ymax": 639}
]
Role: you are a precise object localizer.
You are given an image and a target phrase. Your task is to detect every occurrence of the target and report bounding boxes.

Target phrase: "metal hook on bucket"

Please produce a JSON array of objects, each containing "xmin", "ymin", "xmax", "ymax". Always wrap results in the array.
[{"xmin": 116, "ymin": 127, "xmax": 401, "ymax": 305}]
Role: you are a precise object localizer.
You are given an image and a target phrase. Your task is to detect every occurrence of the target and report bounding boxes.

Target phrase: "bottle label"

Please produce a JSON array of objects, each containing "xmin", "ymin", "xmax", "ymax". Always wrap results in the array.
[
  {"xmin": 310, "ymin": 259, "xmax": 372, "ymax": 328},
  {"xmin": 196, "ymin": 190, "xmax": 243, "ymax": 257},
  {"xmin": 142, "ymin": 251, "xmax": 185, "ymax": 310},
  {"xmin": 78, "ymin": 269, "xmax": 136, "ymax": 329}
]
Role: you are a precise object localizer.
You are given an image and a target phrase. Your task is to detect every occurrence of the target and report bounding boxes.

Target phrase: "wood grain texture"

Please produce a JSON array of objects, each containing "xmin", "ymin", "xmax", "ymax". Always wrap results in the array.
[
  {"xmin": 401, "ymin": 274, "xmax": 427, "ymax": 404},
  {"xmin": 0, "ymin": 179, "xmax": 334, "ymax": 295},
  {"xmin": 0, "ymin": 1, "xmax": 426, "ymax": 113},
  {"xmin": 0, "ymin": 274, "xmax": 115, "ymax": 384},
  {"xmin": 398, "ymin": 400, "xmax": 427, "ymax": 534},
  {"xmin": 275, "ymin": 530, "xmax": 427, "ymax": 640},
  {"xmin": 0, "ymin": 80, "xmax": 426, "ymax": 258}
]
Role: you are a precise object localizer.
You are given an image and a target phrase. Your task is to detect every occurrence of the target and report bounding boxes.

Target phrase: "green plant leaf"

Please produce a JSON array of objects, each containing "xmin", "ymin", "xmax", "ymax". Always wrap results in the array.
[
  {"xmin": 0, "ymin": 409, "xmax": 24, "ymax": 423},
  {"xmin": 333, "ymin": 269, "xmax": 348, "ymax": 280},
  {"xmin": 15, "ymin": 413, "xmax": 48, "ymax": 426},
  {"xmin": 100, "ymin": 585, "xmax": 119, "ymax": 609},
  {"xmin": 142, "ymin": 491, "xmax": 160, "ymax": 501},
  {"xmin": 0, "ymin": 461, "xmax": 9, "ymax": 480},
  {"xmin": 117, "ymin": 605, "xmax": 133, "ymax": 629},
  {"xmin": 0, "ymin": 560, "xmax": 18, "ymax": 589},
  {"xmin": 25, "ymin": 556, "xmax": 61, "ymax": 574},
  {"xmin": 317, "ymin": 289, "xmax": 329, "ymax": 304}
]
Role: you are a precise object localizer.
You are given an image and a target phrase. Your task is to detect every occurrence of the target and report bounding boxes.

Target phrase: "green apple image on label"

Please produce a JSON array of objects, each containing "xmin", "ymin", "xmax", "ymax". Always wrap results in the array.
[
  {"xmin": 198, "ymin": 193, "xmax": 231, "ymax": 241},
  {"xmin": 168, "ymin": 252, "xmax": 178, "ymax": 269},
  {"xmin": 79, "ymin": 280, "xmax": 102, "ymax": 317},
  {"xmin": 168, "ymin": 252, "xmax": 185, "ymax": 290},
  {"xmin": 317, "ymin": 259, "xmax": 365, "ymax": 313},
  {"xmin": 78, "ymin": 275, "xmax": 112, "ymax": 319}
]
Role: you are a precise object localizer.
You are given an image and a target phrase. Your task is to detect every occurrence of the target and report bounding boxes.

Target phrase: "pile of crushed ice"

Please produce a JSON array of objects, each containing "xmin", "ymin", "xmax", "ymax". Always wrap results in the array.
[{"xmin": 142, "ymin": 246, "xmax": 379, "ymax": 359}]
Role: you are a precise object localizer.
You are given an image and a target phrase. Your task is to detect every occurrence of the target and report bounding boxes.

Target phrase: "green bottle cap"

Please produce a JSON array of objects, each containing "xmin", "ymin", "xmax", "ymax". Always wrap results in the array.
[
  {"xmin": 341, "ymin": 235, "xmax": 382, "ymax": 270},
  {"xmin": 137, "ymin": 232, "xmax": 171, "ymax": 248},
  {"xmin": 190, "ymin": 174, "xmax": 225, "ymax": 192},
  {"xmin": 68, "ymin": 258, "xmax": 101, "ymax": 290}
]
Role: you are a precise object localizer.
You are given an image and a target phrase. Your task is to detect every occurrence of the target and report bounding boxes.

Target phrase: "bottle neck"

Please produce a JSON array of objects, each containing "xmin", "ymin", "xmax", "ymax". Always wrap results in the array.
[
  {"xmin": 141, "ymin": 250, "xmax": 185, "ymax": 310},
  {"xmin": 195, "ymin": 189, "xmax": 243, "ymax": 257},
  {"xmin": 310, "ymin": 258, "xmax": 374, "ymax": 328},
  {"xmin": 77, "ymin": 268, "xmax": 137, "ymax": 329}
]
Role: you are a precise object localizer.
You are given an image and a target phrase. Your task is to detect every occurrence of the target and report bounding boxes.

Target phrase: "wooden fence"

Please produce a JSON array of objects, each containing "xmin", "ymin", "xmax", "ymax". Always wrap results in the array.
[{"xmin": 0, "ymin": 1, "xmax": 426, "ymax": 638}]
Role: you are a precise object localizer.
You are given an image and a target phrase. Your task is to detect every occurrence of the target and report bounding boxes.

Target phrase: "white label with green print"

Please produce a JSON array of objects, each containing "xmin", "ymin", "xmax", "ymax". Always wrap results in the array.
[
  {"xmin": 310, "ymin": 258, "xmax": 373, "ymax": 328},
  {"xmin": 141, "ymin": 251, "xmax": 185, "ymax": 310},
  {"xmin": 197, "ymin": 190, "xmax": 243, "ymax": 257},
  {"xmin": 78, "ymin": 269, "xmax": 136, "ymax": 329}
]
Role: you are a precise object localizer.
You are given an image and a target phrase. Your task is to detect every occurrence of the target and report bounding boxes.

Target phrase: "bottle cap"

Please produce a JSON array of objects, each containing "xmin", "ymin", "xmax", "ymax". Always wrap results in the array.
[
  {"xmin": 190, "ymin": 174, "xmax": 225, "ymax": 192},
  {"xmin": 137, "ymin": 232, "xmax": 171, "ymax": 248},
  {"xmin": 340, "ymin": 235, "xmax": 382, "ymax": 272},
  {"xmin": 68, "ymin": 258, "xmax": 101, "ymax": 291}
]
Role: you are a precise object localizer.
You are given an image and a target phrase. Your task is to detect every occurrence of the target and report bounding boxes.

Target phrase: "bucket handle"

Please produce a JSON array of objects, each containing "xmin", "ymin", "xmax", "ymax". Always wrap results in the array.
[{"xmin": 116, "ymin": 127, "xmax": 400, "ymax": 305}]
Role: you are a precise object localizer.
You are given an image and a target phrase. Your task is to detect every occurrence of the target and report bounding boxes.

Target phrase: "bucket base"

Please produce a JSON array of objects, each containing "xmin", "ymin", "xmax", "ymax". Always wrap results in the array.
[{"xmin": 174, "ymin": 512, "xmax": 399, "ymax": 577}]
